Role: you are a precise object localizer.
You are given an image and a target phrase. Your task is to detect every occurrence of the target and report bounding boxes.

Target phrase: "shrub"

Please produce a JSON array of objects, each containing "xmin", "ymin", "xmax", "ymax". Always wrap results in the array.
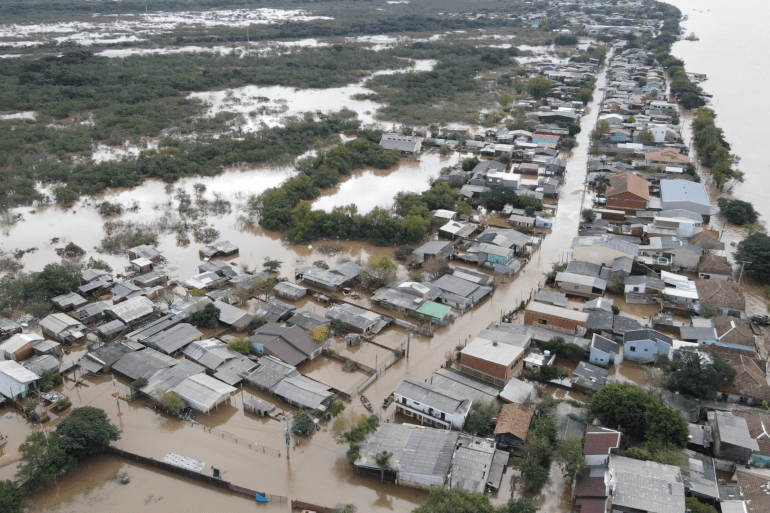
[
  {"xmin": 131, "ymin": 377, "xmax": 148, "ymax": 390},
  {"xmin": 188, "ymin": 303, "xmax": 220, "ymax": 329},
  {"xmin": 161, "ymin": 392, "xmax": 185, "ymax": 413},
  {"xmin": 292, "ymin": 410, "xmax": 315, "ymax": 435},
  {"xmin": 227, "ymin": 337, "xmax": 250, "ymax": 355}
]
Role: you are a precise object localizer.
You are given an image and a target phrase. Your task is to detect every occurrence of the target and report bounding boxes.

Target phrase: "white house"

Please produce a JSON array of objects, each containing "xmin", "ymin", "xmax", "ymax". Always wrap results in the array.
[{"xmin": 394, "ymin": 378, "xmax": 471, "ymax": 430}]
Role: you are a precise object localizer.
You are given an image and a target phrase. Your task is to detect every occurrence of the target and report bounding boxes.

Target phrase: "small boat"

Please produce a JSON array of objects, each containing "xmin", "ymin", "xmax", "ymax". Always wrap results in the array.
[{"xmin": 360, "ymin": 395, "xmax": 373, "ymax": 412}]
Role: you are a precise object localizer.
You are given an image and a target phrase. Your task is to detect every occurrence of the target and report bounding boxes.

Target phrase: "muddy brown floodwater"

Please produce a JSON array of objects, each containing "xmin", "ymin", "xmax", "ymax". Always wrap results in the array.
[{"xmin": 0, "ymin": 49, "xmax": 613, "ymax": 513}]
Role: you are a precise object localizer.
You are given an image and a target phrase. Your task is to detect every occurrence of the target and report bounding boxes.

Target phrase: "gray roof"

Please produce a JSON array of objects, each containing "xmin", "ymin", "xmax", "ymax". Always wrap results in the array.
[
  {"xmin": 499, "ymin": 377, "xmax": 536, "ymax": 404},
  {"xmin": 169, "ymin": 373, "xmax": 236, "ymax": 413},
  {"xmin": 613, "ymin": 316, "xmax": 646, "ymax": 334},
  {"xmin": 286, "ymin": 309, "xmax": 328, "ymax": 331},
  {"xmin": 584, "ymin": 297, "xmax": 614, "ymax": 312},
  {"xmin": 213, "ymin": 356, "xmax": 257, "ymax": 386},
  {"xmin": 85, "ymin": 341, "xmax": 134, "ymax": 367},
  {"xmin": 142, "ymin": 360, "xmax": 205, "ymax": 400},
  {"xmin": 200, "ymin": 240, "xmax": 238, "ymax": 259},
  {"xmin": 432, "ymin": 274, "xmax": 485, "ymax": 299},
  {"xmin": 198, "ymin": 260, "xmax": 237, "ymax": 277},
  {"xmin": 105, "ymin": 296, "xmax": 155, "ymax": 324},
  {"xmin": 356, "ymin": 423, "xmax": 459, "ymax": 479},
  {"xmin": 566, "ymin": 260, "xmax": 603, "ymax": 278},
  {"xmin": 295, "ymin": 262, "xmax": 362, "ymax": 289},
  {"xmin": 325, "ymin": 303, "xmax": 385, "ymax": 332},
  {"xmin": 591, "ymin": 334, "xmax": 619, "ymax": 355},
  {"xmin": 430, "ymin": 368, "xmax": 500, "ymax": 405},
  {"xmin": 533, "ymin": 289, "xmax": 568, "ymax": 308},
  {"xmin": 658, "ymin": 209, "xmax": 704, "ymax": 223},
  {"xmin": 660, "ymin": 180, "xmax": 710, "ymax": 207},
  {"xmin": 371, "ymin": 288, "xmax": 426, "ymax": 311},
  {"xmin": 129, "ymin": 244, "xmax": 160, "ymax": 259},
  {"xmin": 414, "ymin": 240, "xmax": 453, "ymax": 256},
  {"xmin": 239, "ymin": 356, "xmax": 297, "ymax": 391},
  {"xmin": 125, "ymin": 313, "xmax": 186, "ymax": 343},
  {"xmin": 586, "ymin": 310, "xmax": 614, "ymax": 331},
  {"xmin": 555, "ymin": 272, "xmax": 607, "ymax": 289},
  {"xmin": 624, "ymin": 328, "xmax": 673, "ymax": 344},
  {"xmin": 72, "ymin": 301, "xmax": 110, "ymax": 322},
  {"xmin": 714, "ymin": 411, "xmax": 760, "ymax": 451},
  {"xmin": 40, "ymin": 313, "xmax": 83, "ymax": 336},
  {"xmin": 112, "ymin": 348, "xmax": 178, "ymax": 380},
  {"xmin": 212, "ymin": 300, "xmax": 250, "ymax": 328},
  {"xmin": 395, "ymin": 378, "xmax": 471, "ymax": 416},
  {"xmin": 477, "ymin": 228, "xmax": 530, "ymax": 249},
  {"xmin": 379, "ymin": 134, "xmax": 420, "ymax": 153},
  {"xmin": 22, "ymin": 355, "xmax": 60, "ymax": 376},
  {"xmin": 681, "ymin": 449, "xmax": 719, "ymax": 500},
  {"xmin": 254, "ymin": 299, "xmax": 296, "ymax": 322},
  {"xmin": 143, "ymin": 323, "xmax": 202, "ymax": 354},
  {"xmin": 51, "ymin": 292, "xmax": 87, "ymax": 310},
  {"xmin": 572, "ymin": 361, "xmax": 608, "ymax": 383},
  {"xmin": 571, "ymin": 235, "xmax": 639, "ymax": 257},
  {"xmin": 624, "ymin": 275, "xmax": 665, "ymax": 289},
  {"xmin": 471, "ymin": 160, "xmax": 507, "ymax": 174},
  {"xmin": 608, "ymin": 455, "xmax": 686, "ymax": 513},
  {"xmin": 450, "ymin": 436, "xmax": 504, "ymax": 494},
  {"xmin": 273, "ymin": 281, "xmax": 307, "ymax": 300},
  {"xmin": 679, "ymin": 326, "xmax": 718, "ymax": 341},
  {"xmin": 271, "ymin": 374, "xmax": 333, "ymax": 412}
]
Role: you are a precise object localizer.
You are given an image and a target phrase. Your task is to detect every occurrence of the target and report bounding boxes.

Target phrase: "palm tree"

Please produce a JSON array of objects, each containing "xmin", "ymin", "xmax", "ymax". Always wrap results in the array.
[
  {"xmin": 374, "ymin": 450, "xmax": 392, "ymax": 483},
  {"xmin": 593, "ymin": 175, "xmax": 610, "ymax": 194}
]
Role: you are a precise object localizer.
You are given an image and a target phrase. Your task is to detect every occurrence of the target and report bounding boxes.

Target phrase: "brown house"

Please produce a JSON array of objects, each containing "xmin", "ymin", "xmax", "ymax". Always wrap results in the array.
[
  {"xmin": 494, "ymin": 403, "xmax": 533, "ymax": 452},
  {"xmin": 688, "ymin": 229, "xmax": 725, "ymax": 251},
  {"xmin": 459, "ymin": 338, "xmax": 526, "ymax": 386},
  {"xmin": 721, "ymin": 353, "xmax": 770, "ymax": 405},
  {"xmin": 698, "ymin": 254, "xmax": 732, "ymax": 280},
  {"xmin": 605, "ymin": 172, "xmax": 650, "ymax": 211},
  {"xmin": 696, "ymin": 279, "xmax": 745, "ymax": 317},
  {"xmin": 523, "ymin": 302, "xmax": 588, "ymax": 335},
  {"xmin": 715, "ymin": 316, "xmax": 755, "ymax": 348}
]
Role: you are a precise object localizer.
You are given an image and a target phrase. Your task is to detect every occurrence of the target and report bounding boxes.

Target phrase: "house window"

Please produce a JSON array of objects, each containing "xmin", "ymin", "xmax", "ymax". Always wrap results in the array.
[
  {"xmin": 633, "ymin": 287, "xmax": 639, "ymax": 292},
  {"xmin": 539, "ymin": 319, "xmax": 547, "ymax": 325},
  {"xmin": 629, "ymin": 346, "xmax": 636, "ymax": 352},
  {"xmin": 574, "ymin": 285, "xmax": 580, "ymax": 290}
]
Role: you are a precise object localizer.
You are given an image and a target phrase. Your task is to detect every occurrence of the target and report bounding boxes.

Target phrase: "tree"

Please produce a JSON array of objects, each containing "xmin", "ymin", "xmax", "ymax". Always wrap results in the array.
[
  {"xmin": 591, "ymin": 120, "xmax": 610, "ymax": 142},
  {"xmin": 718, "ymin": 198, "xmax": 758, "ymax": 225},
  {"xmin": 161, "ymin": 392, "xmax": 186, "ymax": 413},
  {"xmin": 666, "ymin": 348, "xmax": 736, "ymax": 399},
  {"xmin": 227, "ymin": 337, "xmax": 250, "ymax": 355},
  {"xmin": 686, "ymin": 497, "xmax": 718, "ymax": 513},
  {"xmin": 17, "ymin": 432, "xmax": 76, "ymax": 487},
  {"xmin": 292, "ymin": 410, "xmax": 315, "ymax": 435},
  {"xmin": 55, "ymin": 407, "xmax": 120, "ymax": 461},
  {"xmin": 412, "ymin": 487, "xmax": 496, "ymax": 513},
  {"xmin": 535, "ymin": 365, "xmax": 567, "ymax": 381},
  {"xmin": 518, "ymin": 437, "xmax": 554, "ymax": 489},
  {"xmin": 374, "ymin": 450, "xmax": 392, "ymax": 483},
  {"xmin": 0, "ymin": 481, "xmax": 25, "ymax": 513},
  {"xmin": 581, "ymin": 208, "xmax": 596, "ymax": 223},
  {"xmin": 131, "ymin": 377, "xmax": 148, "ymax": 390},
  {"xmin": 53, "ymin": 187, "xmax": 78, "ymax": 206},
  {"xmin": 497, "ymin": 498, "xmax": 539, "ymax": 513},
  {"xmin": 637, "ymin": 128, "xmax": 655, "ymax": 146},
  {"xmin": 736, "ymin": 232, "xmax": 770, "ymax": 283},
  {"xmin": 559, "ymin": 436, "xmax": 586, "ymax": 481},
  {"xmin": 262, "ymin": 258, "xmax": 282, "ymax": 273},
  {"xmin": 366, "ymin": 256, "xmax": 397, "ymax": 288},
  {"xmin": 590, "ymin": 384, "xmax": 688, "ymax": 447},
  {"xmin": 606, "ymin": 278, "xmax": 624, "ymax": 294},
  {"xmin": 464, "ymin": 401, "xmax": 500, "ymax": 436},
  {"xmin": 330, "ymin": 401, "xmax": 345, "ymax": 417},
  {"xmin": 526, "ymin": 76, "xmax": 553, "ymax": 99},
  {"xmin": 699, "ymin": 305, "xmax": 719, "ymax": 318},
  {"xmin": 188, "ymin": 303, "xmax": 220, "ymax": 329},
  {"xmin": 39, "ymin": 370, "xmax": 62, "ymax": 392},
  {"xmin": 575, "ymin": 88, "xmax": 593, "ymax": 105},
  {"xmin": 480, "ymin": 188, "xmax": 519, "ymax": 212},
  {"xmin": 540, "ymin": 337, "xmax": 587, "ymax": 362},
  {"xmin": 461, "ymin": 157, "xmax": 480, "ymax": 171},
  {"xmin": 593, "ymin": 174, "xmax": 610, "ymax": 193},
  {"xmin": 313, "ymin": 260, "xmax": 329, "ymax": 270}
]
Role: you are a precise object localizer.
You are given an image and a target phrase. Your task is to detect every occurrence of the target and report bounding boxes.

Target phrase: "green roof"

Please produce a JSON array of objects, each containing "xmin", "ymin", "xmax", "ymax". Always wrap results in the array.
[{"xmin": 416, "ymin": 301, "xmax": 451, "ymax": 319}]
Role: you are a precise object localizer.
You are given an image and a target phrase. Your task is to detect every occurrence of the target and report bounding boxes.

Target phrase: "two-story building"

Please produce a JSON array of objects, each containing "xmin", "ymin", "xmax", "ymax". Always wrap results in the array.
[{"xmin": 393, "ymin": 378, "xmax": 471, "ymax": 430}]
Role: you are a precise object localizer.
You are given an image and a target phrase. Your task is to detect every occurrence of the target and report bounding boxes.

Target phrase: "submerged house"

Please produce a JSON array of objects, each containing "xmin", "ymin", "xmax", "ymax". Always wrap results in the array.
[
  {"xmin": 623, "ymin": 329, "xmax": 673, "ymax": 363},
  {"xmin": 39, "ymin": 313, "xmax": 85, "ymax": 344},
  {"xmin": 294, "ymin": 262, "xmax": 362, "ymax": 292},
  {"xmin": 494, "ymin": 403, "xmax": 534, "ymax": 452},
  {"xmin": 249, "ymin": 323, "xmax": 324, "ymax": 366},
  {"xmin": 325, "ymin": 304, "xmax": 389, "ymax": 336},
  {"xmin": 393, "ymin": 378, "xmax": 471, "ymax": 430}
]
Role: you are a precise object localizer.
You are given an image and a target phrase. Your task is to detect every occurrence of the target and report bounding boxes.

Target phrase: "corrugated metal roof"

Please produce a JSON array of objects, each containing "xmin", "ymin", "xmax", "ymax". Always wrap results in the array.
[
  {"xmin": 608, "ymin": 455, "xmax": 686, "ymax": 513},
  {"xmin": 660, "ymin": 179, "xmax": 710, "ymax": 206},
  {"xmin": 170, "ymin": 373, "xmax": 236, "ymax": 412},
  {"xmin": 239, "ymin": 357, "xmax": 297, "ymax": 391},
  {"xmin": 395, "ymin": 378, "xmax": 470, "ymax": 416},
  {"xmin": 271, "ymin": 374, "xmax": 332, "ymax": 411},
  {"xmin": 525, "ymin": 301, "xmax": 589, "ymax": 322},
  {"xmin": 144, "ymin": 323, "xmax": 201, "ymax": 354},
  {"xmin": 113, "ymin": 348, "xmax": 178, "ymax": 380},
  {"xmin": 106, "ymin": 296, "xmax": 155, "ymax": 324},
  {"xmin": 0, "ymin": 360, "xmax": 39, "ymax": 398}
]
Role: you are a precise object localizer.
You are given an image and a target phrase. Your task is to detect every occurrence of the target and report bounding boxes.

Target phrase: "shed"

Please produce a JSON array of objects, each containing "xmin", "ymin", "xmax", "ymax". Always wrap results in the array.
[
  {"xmin": 244, "ymin": 398, "xmax": 275, "ymax": 417},
  {"xmin": 499, "ymin": 377, "xmax": 535, "ymax": 404},
  {"xmin": 33, "ymin": 339, "xmax": 63, "ymax": 357},
  {"xmin": 273, "ymin": 282, "xmax": 308, "ymax": 301},
  {"xmin": 23, "ymin": 355, "xmax": 61, "ymax": 376},
  {"xmin": 51, "ymin": 292, "xmax": 88, "ymax": 312},
  {"xmin": 199, "ymin": 240, "xmax": 239, "ymax": 260}
]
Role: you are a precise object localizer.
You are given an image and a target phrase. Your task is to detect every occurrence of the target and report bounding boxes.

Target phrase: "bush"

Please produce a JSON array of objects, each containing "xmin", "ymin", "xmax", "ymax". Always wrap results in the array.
[
  {"xmin": 161, "ymin": 392, "xmax": 186, "ymax": 413},
  {"xmin": 699, "ymin": 305, "xmax": 718, "ymax": 318},
  {"xmin": 39, "ymin": 370, "xmax": 62, "ymax": 393},
  {"xmin": 718, "ymin": 198, "xmax": 758, "ymax": 225},
  {"xmin": 464, "ymin": 401, "xmax": 500, "ymax": 436},
  {"xmin": 292, "ymin": 410, "xmax": 315, "ymax": 435},
  {"xmin": 131, "ymin": 378, "xmax": 147, "ymax": 389},
  {"xmin": 394, "ymin": 245, "xmax": 414, "ymax": 261},
  {"xmin": 606, "ymin": 278, "xmax": 624, "ymax": 294},
  {"xmin": 227, "ymin": 337, "xmax": 250, "ymax": 355}
]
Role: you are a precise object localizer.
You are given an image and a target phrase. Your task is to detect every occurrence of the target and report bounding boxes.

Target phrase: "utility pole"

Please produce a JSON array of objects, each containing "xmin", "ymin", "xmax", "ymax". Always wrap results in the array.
[
  {"xmin": 739, "ymin": 261, "xmax": 752, "ymax": 284},
  {"xmin": 406, "ymin": 332, "xmax": 412, "ymax": 359},
  {"xmin": 284, "ymin": 414, "xmax": 291, "ymax": 460}
]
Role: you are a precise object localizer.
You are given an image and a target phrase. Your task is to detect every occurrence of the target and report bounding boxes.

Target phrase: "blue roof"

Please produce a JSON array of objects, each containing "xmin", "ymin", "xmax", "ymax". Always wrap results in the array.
[{"xmin": 660, "ymin": 180, "xmax": 710, "ymax": 207}]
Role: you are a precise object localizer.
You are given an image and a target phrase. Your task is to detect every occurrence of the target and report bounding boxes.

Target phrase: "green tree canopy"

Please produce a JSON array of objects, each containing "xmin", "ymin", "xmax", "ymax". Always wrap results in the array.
[
  {"xmin": 479, "ymin": 188, "xmax": 519, "ymax": 212},
  {"xmin": 227, "ymin": 338, "xmax": 250, "ymax": 355},
  {"xmin": 55, "ymin": 407, "xmax": 120, "ymax": 461},
  {"xmin": 292, "ymin": 410, "xmax": 315, "ymax": 435},
  {"xmin": 589, "ymin": 384, "xmax": 688, "ymax": 447},
  {"xmin": 0, "ymin": 480, "xmax": 26, "ymax": 513},
  {"xmin": 736, "ymin": 232, "xmax": 770, "ymax": 283},
  {"xmin": 412, "ymin": 486, "xmax": 496, "ymax": 513},
  {"xmin": 666, "ymin": 348, "xmax": 736, "ymax": 399},
  {"xmin": 526, "ymin": 76, "xmax": 552, "ymax": 99},
  {"xmin": 188, "ymin": 303, "xmax": 220, "ymax": 329},
  {"xmin": 17, "ymin": 432, "xmax": 77, "ymax": 488},
  {"xmin": 464, "ymin": 401, "xmax": 500, "ymax": 436},
  {"xmin": 718, "ymin": 198, "xmax": 758, "ymax": 225}
]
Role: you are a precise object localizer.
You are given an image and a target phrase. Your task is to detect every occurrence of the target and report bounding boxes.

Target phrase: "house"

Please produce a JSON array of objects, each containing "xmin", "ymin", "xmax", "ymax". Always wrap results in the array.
[
  {"xmin": 371, "ymin": 288, "xmax": 452, "ymax": 324},
  {"xmin": 393, "ymin": 378, "xmax": 471, "ymax": 430},
  {"xmin": 570, "ymin": 362, "xmax": 609, "ymax": 394},
  {"xmin": 325, "ymin": 303, "xmax": 389, "ymax": 335},
  {"xmin": 624, "ymin": 275, "xmax": 665, "ymax": 304},
  {"xmin": 0, "ymin": 318, "xmax": 21, "ymax": 340},
  {"xmin": 639, "ymin": 237, "xmax": 703, "ymax": 271},
  {"xmin": 0, "ymin": 360, "xmax": 39, "ymax": 399},
  {"xmin": 199, "ymin": 240, "xmax": 238, "ymax": 260},
  {"xmin": 623, "ymin": 329, "xmax": 673, "ymax": 363},
  {"xmin": 721, "ymin": 354, "xmax": 770, "ymax": 406},
  {"xmin": 112, "ymin": 348, "xmax": 178, "ymax": 381},
  {"xmin": 239, "ymin": 356, "xmax": 297, "ymax": 393},
  {"xmin": 689, "ymin": 229, "xmax": 725, "ymax": 251},
  {"xmin": 429, "ymin": 368, "xmax": 500, "ymax": 406},
  {"xmin": 659, "ymin": 180, "xmax": 711, "ymax": 216},
  {"xmin": 142, "ymin": 323, "xmax": 202, "ymax": 355},
  {"xmin": 589, "ymin": 334, "xmax": 619, "ymax": 367},
  {"xmin": 476, "ymin": 228, "xmax": 531, "ymax": 254},
  {"xmin": 583, "ymin": 297, "xmax": 614, "ymax": 313},
  {"xmin": 573, "ymin": 469, "xmax": 608, "ymax": 513},
  {"xmin": 439, "ymin": 220, "xmax": 476, "ymax": 240},
  {"xmin": 413, "ymin": 240, "xmax": 454, "ymax": 262},
  {"xmin": 696, "ymin": 279, "xmax": 745, "ymax": 317},
  {"xmin": 476, "ymin": 243, "xmax": 515, "ymax": 269},
  {"xmin": 605, "ymin": 455, "xmax": 686, "ymax": 513},
  {"xmin": 449, "ymin": 435, "xmax": 508, "ymax": 493},
  {"xmin": 494, "ymin": 403, "xmax": 534, "ymax": 452},
  {"xmin": 249, "ymin": 322, "xmax": 324, "ymax": 366},
  {"xmin": 571, "ymin": 235, "xmax": 639, "ymax": 266},
  {"xmin": 0, "ymin": 333, "xmax": 43, "ymax": 361},
  {"xmin": 39, "ymin": 313, "xmax": 85, "ymax": 343},
  {"xmin": 128, "ymin": 244, "xmax": 161, "ymax": 261},
  {"xmin": 354, "ymin": 423, "xmax": 459, "ymax": 490},
  {"xmin": 51, "ymin": 292, "xmax": 88, "ymax": 312},
  {"xmin": 182, "ymin": 339, "xmax": 256, "ymax": 385},
  {"xmin": 198, "ymin": 260, "xmax": 238, "ymax": 279},
  {"xmin": 698, "ymin": 254, "xmax": 732, "ymax": 280},
  {"xmin": 459, "ymin": 333, "xmax": 529, "ymax": 386},
  {"xmin": 271, "ymin": 374, "xmax": 334, "ymax": 414},
  {"xmin": 273, "ymin": 282, "xmax": 307, "ymax": 301},
  {"xmin": 140, "ymin": 361, "xmax": 206, "ymax": 403},
  {"xmin": 105, "ymin": 296, "xmax": 156, "ymax": 326},
  {"xmin": 709, "ymin": 410, "xmax": 759, "ymax": 462},
  {"xmin": 660, "ymin": 270, "xmax": 700, "ymax": 307},
  {"xmin": 133, "ymin": 270, "xmax": 169, "ymax": 288},
  {"xmin": 379, "ymin": 133, "xmax": 421, "ymax": 156},
  {"xmin": 130, "ymin": 258, "xmax": 153, "ymax": 274},
  {"xmin": 286, "ymin": 309, "xmax": 330, "ymax": 332},
  {"xmin": 715, "ymin": 316, "xmax": 755, "ymax": 348},
  {"xmin": 499, "ymin": 377, "xmax": 536, "ymax": 404},
  {"xmin": 533, "ymin": 290, "xmax": 568, "ymax": 308},
  {"xmin": 584, "ymin": 426, "xmax": 621, "ymax": 466},
  {"xmin": 23, "ymin": 355, "xmax": 60, "ymax": 377},
  {"xmin": 169, "ymin": 373, "xmax": 236, "ymax": 413},
  {"xmin": 431, "ymin": 273, "xmax": 493, "ymax": 310},
  {"xmin": 211, "ymin": 300, "xmax": 251, "ymax": 332},
  {"xmin": 554, "ymin": 272, "xmax": 607, "ymax": 298},
  {"xmin": 645, "ymin": 148, "xmax": 691, "ymax": 165},
  {"xmin": 253, "ymin": 299, "xmax": 296, "ymax": 323},
  {"xmin": 523, "ymin": 302, "xmax": 588, "ymax": 335},
  {"xmin": 605, "ymin": 172, "xmax": 649, "ymax": 211},
  {"xmin": 79, "ymin": 341, "xmax": 134, "ymax": 374},
  {"xmin": 294, "ymin": 262, "xmax": 361, "ymax": 292},
  {"xmin": 736, "ymin": 472, "xmax": 770, "ymax": 513}
]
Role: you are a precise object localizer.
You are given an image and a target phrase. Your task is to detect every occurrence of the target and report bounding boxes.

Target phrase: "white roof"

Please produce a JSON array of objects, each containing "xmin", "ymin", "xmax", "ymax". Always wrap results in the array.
[
  {"xmin": 170, "ymin": 373, "xmax": 236, "ymax": 413},
  {"xmin": 1, "ymin": 333, "xmax": 44, "ymax": 354},
  {"xmin": 461, "ymin": 337, "xmax": 524, "ymax": 366},
  {"xmin": 433, "ymin": 209, "xmax": 457, "ymax": 219},
  {"xmin": 0, "ymin": 360, "xmax": 39, "ymax": 397}
]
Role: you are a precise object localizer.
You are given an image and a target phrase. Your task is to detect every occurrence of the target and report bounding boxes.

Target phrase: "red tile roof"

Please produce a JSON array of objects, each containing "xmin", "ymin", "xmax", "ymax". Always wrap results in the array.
[
  {"xmin": 494, "ymin": 403, "xmax": 534, "ymax": 441},
  {"xmin": 606, "ymin": 172, "xmax": 650, "ymax": 201},
  {"xmin": 584, "ymin": 430, "xmax": 621, "ymax": 455},
  {"xmin": 577, "ymin": 498, "xmax": 607, "ymax": 513},
  {"xmin": 574, "ymin": 469, "xmax": 607, "ymax": 498}
]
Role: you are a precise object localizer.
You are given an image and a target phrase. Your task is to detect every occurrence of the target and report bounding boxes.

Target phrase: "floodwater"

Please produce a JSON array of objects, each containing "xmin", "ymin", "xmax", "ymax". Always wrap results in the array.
[
  {"xmin": 0, "ymin": 42, "xmax": 611, "ymax": 513},
  {"xmin": 188, "ymin": 59, "xmax": 436, "ymax": 130},
  {"xmin": 0, "ymin": 9, "xmax": 332, "ymax": 47}
]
